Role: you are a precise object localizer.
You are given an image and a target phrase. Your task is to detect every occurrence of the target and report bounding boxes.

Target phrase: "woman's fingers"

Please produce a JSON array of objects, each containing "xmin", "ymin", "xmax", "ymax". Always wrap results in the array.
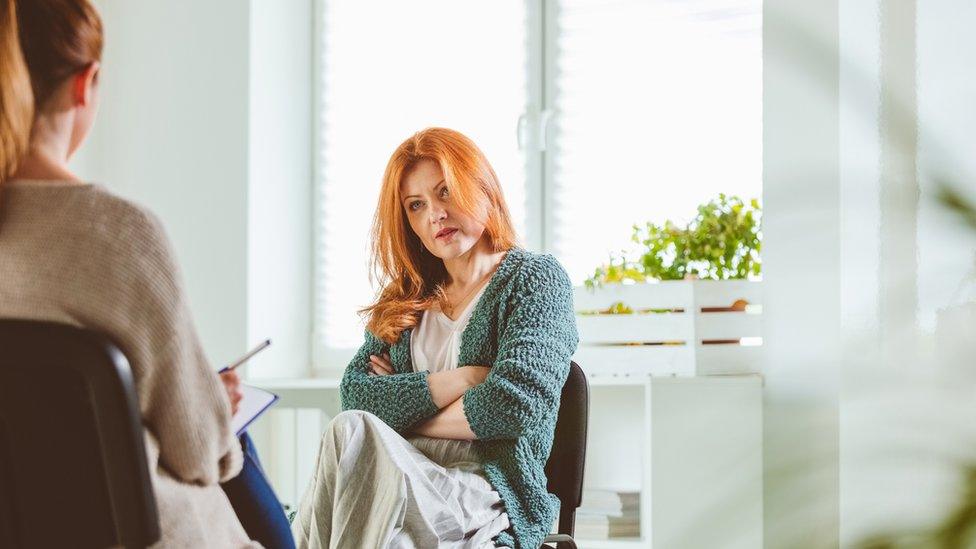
[
  {"xmin": 229, "ymin": 385, "xmax": 244, "ymax": 415},
  {"xmin": 220, "ymin": 369, "xmax": 242, "ymax": 389},
  {"xmin": 219, "ymin": 369, "xmax": 244, "ymax": 413},
  {"xmin": 368, "ymin": 353, "xmax": 394, "ymax": 375}
]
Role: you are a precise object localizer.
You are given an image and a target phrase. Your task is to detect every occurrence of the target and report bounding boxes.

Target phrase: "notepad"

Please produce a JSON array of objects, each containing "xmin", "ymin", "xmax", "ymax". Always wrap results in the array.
[{"xmin": 231, "ymin": 384, "xmax": 279, "ymax": 435}]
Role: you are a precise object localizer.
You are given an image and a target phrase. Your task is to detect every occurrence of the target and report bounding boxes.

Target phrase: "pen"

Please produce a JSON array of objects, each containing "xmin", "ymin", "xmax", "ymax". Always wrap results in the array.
[{"xmin": 219, "ymin": 339, "xmax": 272, "ymax": 373}]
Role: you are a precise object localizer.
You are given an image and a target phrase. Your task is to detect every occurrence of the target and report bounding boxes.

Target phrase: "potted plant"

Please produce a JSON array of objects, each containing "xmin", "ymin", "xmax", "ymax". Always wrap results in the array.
[
  {"xmin": 584, "ymin": 193, "xmax": 762, "ymax": 291},
  {"xmin": 573, "ymin": 194, "xmax": 764, "ymax": 376}
]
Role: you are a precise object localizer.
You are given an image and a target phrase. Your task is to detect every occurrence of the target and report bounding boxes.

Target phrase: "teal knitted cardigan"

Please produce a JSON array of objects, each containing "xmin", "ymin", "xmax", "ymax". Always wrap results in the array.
[{"xmin": 339, "ymin": 247, "xmax": 579, "ymax": 549}]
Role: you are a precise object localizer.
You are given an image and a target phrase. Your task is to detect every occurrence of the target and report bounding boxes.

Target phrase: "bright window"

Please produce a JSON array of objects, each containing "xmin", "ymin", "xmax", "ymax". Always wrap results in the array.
[{"xmin": 313, "ymin": 0, "xmax": 762, "ymax": 370}]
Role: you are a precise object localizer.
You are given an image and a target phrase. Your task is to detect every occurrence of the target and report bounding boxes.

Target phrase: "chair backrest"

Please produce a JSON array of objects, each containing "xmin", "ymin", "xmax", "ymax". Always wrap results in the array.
[
  {"xmin": 544, "ymin": 361, "xmax": 589, "ymax": 536},
  {"xmin": 0, "ymin": 320, "xmax": 160, "ymax": 549}
]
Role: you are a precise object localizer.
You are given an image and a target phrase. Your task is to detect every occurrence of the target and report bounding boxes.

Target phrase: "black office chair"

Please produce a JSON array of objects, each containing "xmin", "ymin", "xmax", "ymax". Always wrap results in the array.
[
  {"xmin": 0, "ymin": 319, "xmax": 160, "ymax": 549},
  {"xmin": 541, "ymin": 361, "xmax": 589, "ymax": 549}
]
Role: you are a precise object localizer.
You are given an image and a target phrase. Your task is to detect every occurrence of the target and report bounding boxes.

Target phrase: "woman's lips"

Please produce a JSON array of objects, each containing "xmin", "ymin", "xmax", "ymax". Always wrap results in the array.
[{"xmin": 436, "ymin": 228, "xmax": 458, "ymax": 240}]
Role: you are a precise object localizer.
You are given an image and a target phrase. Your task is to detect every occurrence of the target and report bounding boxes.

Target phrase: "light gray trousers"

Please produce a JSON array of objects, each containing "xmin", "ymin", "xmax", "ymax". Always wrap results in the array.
[{"xmin": 292, "ymin": 410, "xmax": 511, "ymax": 549}]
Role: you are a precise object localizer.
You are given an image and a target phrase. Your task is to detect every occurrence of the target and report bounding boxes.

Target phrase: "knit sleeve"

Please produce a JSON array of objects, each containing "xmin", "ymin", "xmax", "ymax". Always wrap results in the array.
[
  {"xmin": 462, "ymin": 254, "xmax": 579, "ymax": 440},
  {"xmin": 339, "ymin": 330, "xmax": 440, "ymax": 432},
  {"xmin": 114, "ymin": 208, "xmax": 242, "ymax": 486}
]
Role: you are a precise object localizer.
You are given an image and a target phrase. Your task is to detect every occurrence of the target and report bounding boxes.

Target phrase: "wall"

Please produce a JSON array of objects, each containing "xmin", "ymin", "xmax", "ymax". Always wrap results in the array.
[
  {"xmin": 76, "ymin": 0, "xmax": 312, "ymax": 377},
  {"xmin": 762, "ymin": 0, "xmax": 841, "ymax": 546},
  {"xmin": 247, "ymin": 0, "xmax": 313, "ymax": 379},
  {"xmin": 765, "ymin": 0, "xmax": 976, "ymax": 546}
]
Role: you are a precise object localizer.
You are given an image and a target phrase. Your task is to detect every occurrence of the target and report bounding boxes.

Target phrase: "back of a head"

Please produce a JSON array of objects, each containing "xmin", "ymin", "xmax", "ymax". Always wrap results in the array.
[{"xmin": 0, "ymin": 0, "xmax": 103, "ymax": 183}]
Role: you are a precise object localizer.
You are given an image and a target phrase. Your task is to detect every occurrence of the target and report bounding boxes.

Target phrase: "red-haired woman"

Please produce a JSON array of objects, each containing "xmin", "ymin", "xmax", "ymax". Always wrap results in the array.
[
  {"xmin": 292, "ymin": 128, "xmax": 579, "ymax": 549},
  {"xmin": 0, "ymin": 1, "xmax": 291, "ymax": 546}
]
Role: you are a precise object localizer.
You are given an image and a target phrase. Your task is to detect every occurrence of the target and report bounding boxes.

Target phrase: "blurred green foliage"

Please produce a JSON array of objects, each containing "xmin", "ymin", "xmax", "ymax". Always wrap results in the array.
[{"xmin": 584, "ymin": 194, "xmax": 762, "ymax": 289}]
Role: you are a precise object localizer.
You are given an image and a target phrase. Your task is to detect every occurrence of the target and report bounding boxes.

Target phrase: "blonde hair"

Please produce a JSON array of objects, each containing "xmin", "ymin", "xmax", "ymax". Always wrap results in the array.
[
  {"xmin": 362, "ymin": 128, "xmax": 518, "ymax": 343},
  {"xmin": 0, "ymin": 0, "xmax": 34, "ymax": 183}
]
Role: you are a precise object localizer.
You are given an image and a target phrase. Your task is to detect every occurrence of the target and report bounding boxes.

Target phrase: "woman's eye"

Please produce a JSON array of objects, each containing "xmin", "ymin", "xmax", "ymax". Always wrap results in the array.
[
  {"xmin": 409, "ymin": 201, "xmax": 423, "ymax": 211},
  {"xmin": 439, "ymin": 187, "xmax": 449, "ymax": 198}
]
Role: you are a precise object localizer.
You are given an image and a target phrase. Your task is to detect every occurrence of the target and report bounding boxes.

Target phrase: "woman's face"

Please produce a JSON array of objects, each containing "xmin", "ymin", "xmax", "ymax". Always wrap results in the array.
[{"xmin": 400, "ymin": 159, "xmax": 487, "ymax": 260}]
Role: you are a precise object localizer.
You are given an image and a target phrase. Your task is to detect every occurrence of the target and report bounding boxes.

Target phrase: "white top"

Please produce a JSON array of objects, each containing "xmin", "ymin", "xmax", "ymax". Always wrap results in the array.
[{"xmin": 411, "ymin": 282, "xmax": 491, "ymax": 373}]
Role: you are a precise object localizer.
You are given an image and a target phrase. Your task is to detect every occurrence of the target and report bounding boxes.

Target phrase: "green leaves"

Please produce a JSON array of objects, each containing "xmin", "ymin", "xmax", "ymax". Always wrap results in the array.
[{"xmin": 585, "ymin": 194, "xmax": 763, "ymax": 288}]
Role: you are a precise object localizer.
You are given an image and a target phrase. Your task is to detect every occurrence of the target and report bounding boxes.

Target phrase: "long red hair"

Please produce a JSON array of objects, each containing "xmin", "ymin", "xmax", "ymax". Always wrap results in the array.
[{"xmin": 362, "ymin": 128, "xmax": 519, "ymax": 343}]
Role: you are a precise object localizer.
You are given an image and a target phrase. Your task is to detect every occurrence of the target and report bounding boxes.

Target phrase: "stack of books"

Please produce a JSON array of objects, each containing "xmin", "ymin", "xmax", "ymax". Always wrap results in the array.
[{"xmin": 573, "ymin": 488, "xmax": 640, "ymax": 540}]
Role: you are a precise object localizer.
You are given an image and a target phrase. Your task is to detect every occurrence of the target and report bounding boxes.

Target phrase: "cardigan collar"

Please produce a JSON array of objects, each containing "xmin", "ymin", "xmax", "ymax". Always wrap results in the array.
[{"xmin": 395, "ymin": 247, "xmax": 529, "ymax": 370}]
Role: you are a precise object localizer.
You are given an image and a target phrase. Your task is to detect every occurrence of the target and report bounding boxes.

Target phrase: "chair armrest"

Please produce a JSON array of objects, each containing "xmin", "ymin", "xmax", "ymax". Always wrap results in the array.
[{"xmin": 541, "ymin": 533, "xmax": 578, "ymax": 549}]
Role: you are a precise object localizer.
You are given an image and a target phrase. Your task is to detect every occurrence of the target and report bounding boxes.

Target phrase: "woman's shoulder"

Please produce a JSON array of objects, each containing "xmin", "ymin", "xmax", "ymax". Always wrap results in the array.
[
  {"xmin": 2, "ymin": 181, "xmax": 170, "ymax": 250},
  {"xmin": 46, "ymin": 185, "xmax": 181, "ymax": 280},
  {"xmin": 64, "ymin": 185, "xmax": 178, "ymax": 265},
  {"xmin": 84, "ymin": 185, "xmax": 169, "ymax": 238},
  {"xmin": 503, "ymin": 248, "xmax": 573, "ymax": 290},
  {"xmin": 72, "ymin": 188, "xmax": 191, "ymax": 321}
]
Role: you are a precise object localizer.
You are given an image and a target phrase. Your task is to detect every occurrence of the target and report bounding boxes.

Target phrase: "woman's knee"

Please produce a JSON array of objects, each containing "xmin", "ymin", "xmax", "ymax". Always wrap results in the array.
[
  {"xmin": 322, "ymin": 410, "xmax": 383, "ymax": 459},
  {"xmin": 327, "ymin": 409, "xmax": 378, "ymax": 434}
]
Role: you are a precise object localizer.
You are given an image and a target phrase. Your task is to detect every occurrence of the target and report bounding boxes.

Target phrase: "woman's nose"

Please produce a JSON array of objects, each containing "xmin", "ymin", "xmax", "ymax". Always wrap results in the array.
[{"xmin": 429, "ymin": 204, "xmax": 447, "ymax": 223}]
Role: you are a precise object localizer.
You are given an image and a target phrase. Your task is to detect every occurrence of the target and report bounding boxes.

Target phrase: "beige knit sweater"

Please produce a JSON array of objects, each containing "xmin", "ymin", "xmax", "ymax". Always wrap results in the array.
[{"xmin": 0, "ymin": 180, "xmax": 260, "ymax": 548}]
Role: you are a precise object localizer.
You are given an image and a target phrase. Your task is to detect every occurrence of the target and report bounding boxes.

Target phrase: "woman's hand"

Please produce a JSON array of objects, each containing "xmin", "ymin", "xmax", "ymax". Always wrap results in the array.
[
  {"xmin": 412, "ymin": 396, "xmax": 478, "ymax": 440},
  {"xmin": 368, "ymin": 352, "xmax": 394, "ymax": 376},
  {"xmin": 461, "ymin": 365, "xmax": 491, "ymax": 386},
  {"xmin": 426, "ymin": 365, "xmax": 491, "ymax": 409},
  {"xmin": 219, "ymin": 369, "xmax": 244, "ymax": 415}
]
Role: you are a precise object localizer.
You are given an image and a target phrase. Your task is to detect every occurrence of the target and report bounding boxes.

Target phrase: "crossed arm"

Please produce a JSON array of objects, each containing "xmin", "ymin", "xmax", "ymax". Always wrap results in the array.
[{"xmin": 367, "ymin": 352, "xmax": 487, "ymax": 440}]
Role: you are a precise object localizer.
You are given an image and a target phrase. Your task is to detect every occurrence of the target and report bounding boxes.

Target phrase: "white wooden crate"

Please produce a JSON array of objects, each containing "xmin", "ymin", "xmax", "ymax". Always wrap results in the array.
[{"xmin": 573, "ymin": 280, "xmax": 762, "ymax": 376}]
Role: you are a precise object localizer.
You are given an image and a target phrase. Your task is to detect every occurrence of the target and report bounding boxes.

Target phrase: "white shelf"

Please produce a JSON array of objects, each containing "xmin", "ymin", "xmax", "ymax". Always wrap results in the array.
[
  {"xmin": 586, "ymin": 374, "xmax": 651, "ymax": 387},
  {"xmin": 572, "ymin": 539, "xmax": 645, "ymax": 549},
  {"xmin": 253, "ymin": 377, "xmax": 341, "ymax": 390},
  {"xmin": 255, "ymin": 373, "xmax": 665, "ymax": 390}
]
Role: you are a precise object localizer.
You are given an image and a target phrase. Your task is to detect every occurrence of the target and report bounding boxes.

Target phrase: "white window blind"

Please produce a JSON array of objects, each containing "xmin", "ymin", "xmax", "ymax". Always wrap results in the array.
[
  {"xmin": 547, "ymin": 0, "xmax": 763, "ymax": 284},
  {"xmin": 313, "ymin": 0, "xmax": 529, "ymax": 370}
]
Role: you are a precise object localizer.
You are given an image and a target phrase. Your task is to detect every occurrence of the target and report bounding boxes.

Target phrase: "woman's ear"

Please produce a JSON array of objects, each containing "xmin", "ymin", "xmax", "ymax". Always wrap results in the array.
[{"xmin": 72, "ymin": 61, "xmax": 100, "ymax": 108}]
